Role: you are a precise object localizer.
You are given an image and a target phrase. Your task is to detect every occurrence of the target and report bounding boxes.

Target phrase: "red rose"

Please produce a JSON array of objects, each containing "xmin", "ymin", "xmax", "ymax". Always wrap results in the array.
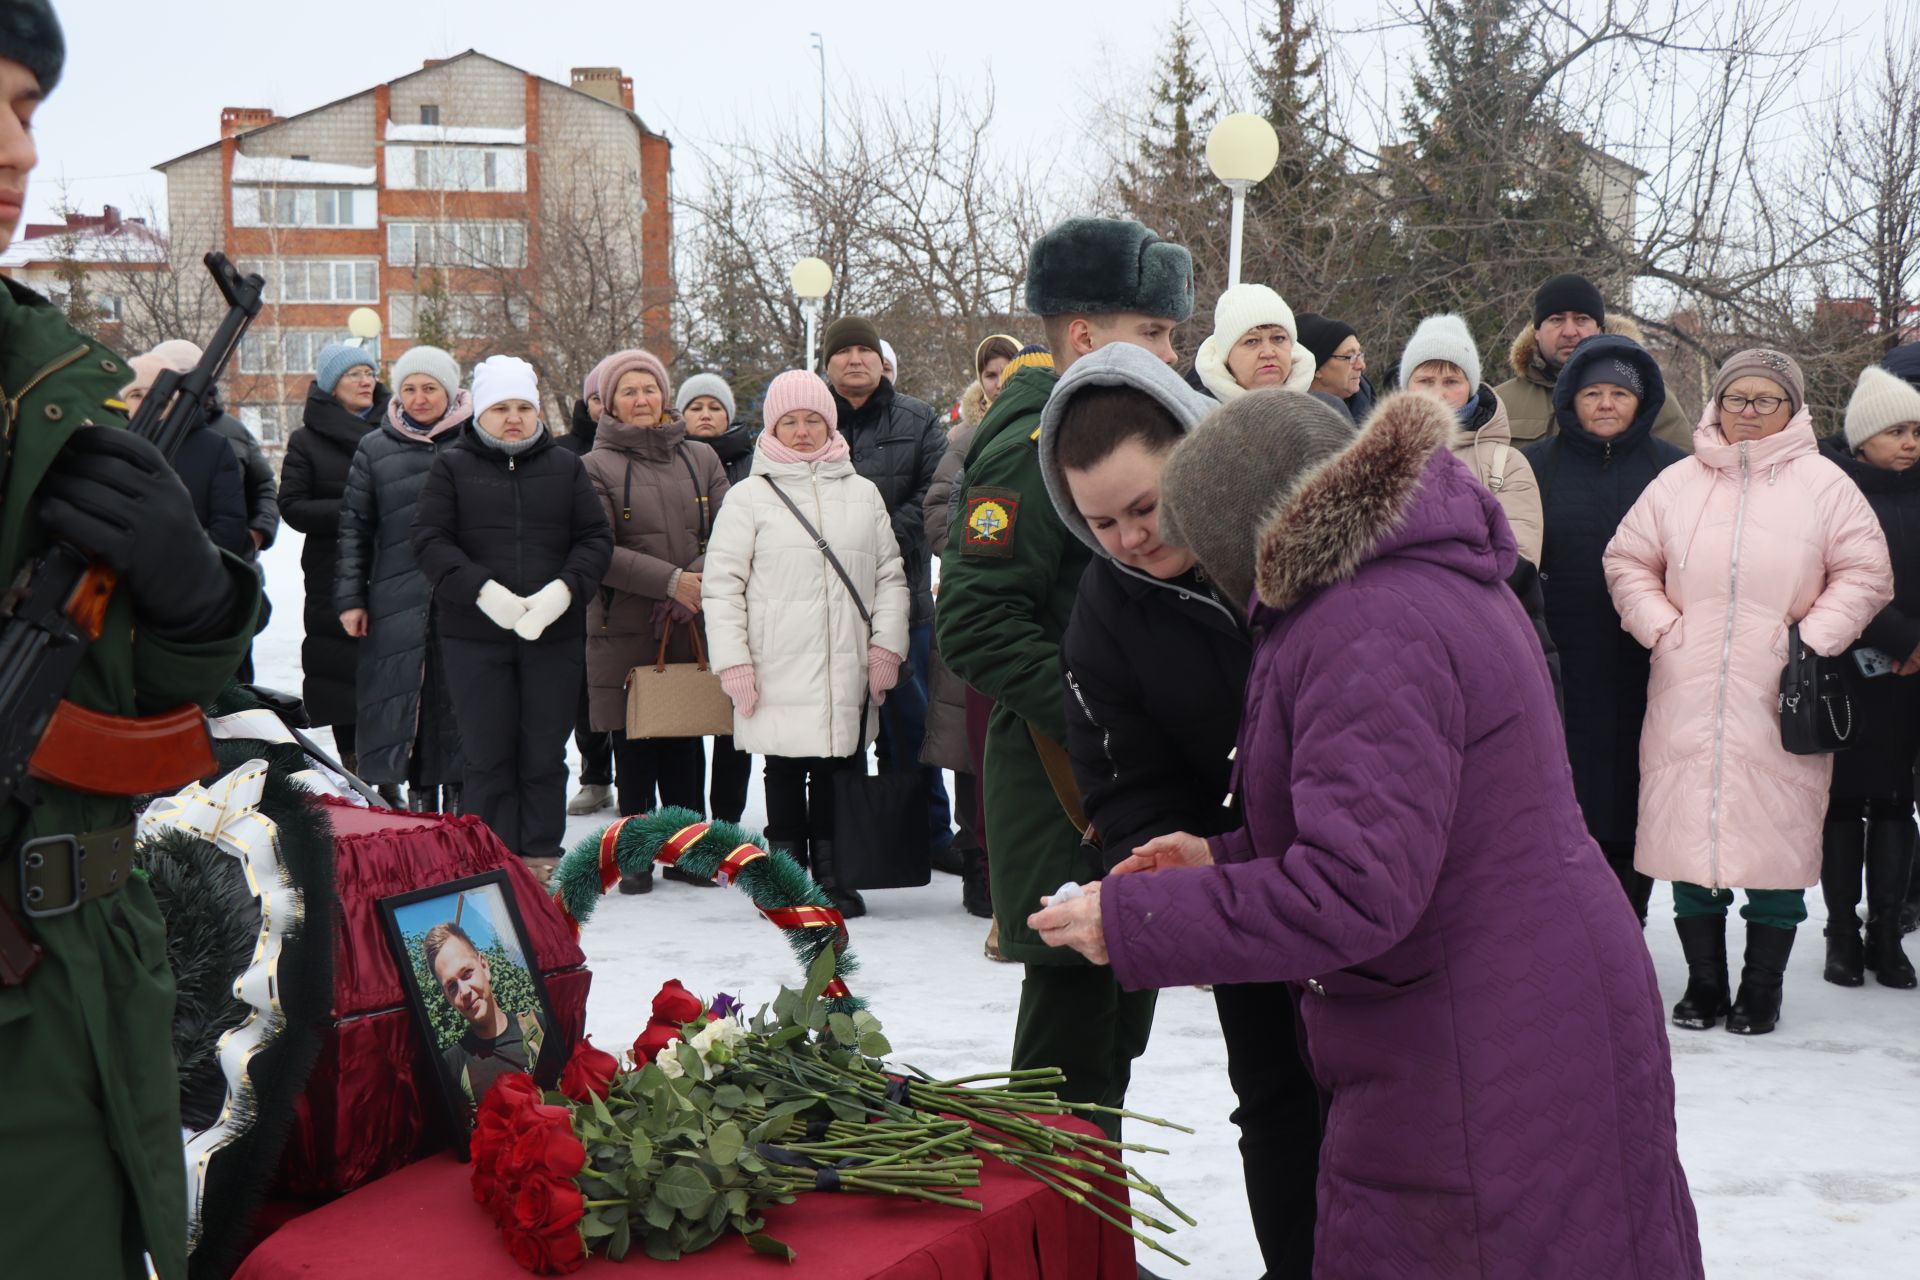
[
  {"xmin": 631, "ymin": 1020, "xmax": 683, "ymax": 1066},
  {"xmin": 502, "ymin": 1176, "xmax": 586, "ymax": 1274},
  {"xmin": 557, "ymin": 1038, "xmax": 620, "ymax": 1102},
  {"xmin": 651, "ymin": 979, "xmax": 704, "ymax": 1025},
  {"xmin": 489, "ymin": 1072, "xmax": 543, "ymax": 1113}
]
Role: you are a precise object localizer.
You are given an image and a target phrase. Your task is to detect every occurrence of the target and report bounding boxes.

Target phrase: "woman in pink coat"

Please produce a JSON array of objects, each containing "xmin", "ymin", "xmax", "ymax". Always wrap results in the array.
[{"xmin": 1605, "ymin": 349, "xmax": 1892, "ymax": 1036}]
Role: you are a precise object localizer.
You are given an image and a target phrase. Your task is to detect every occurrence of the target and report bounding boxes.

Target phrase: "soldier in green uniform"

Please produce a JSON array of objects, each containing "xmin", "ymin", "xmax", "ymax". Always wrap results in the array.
[
  {"xmin": 937, "ymin": 218, "xmax": 1192, "ymax": 1138},
  {"xmin": 0, "ymin": 6, "xmax": 263, "ymax": 1276}
]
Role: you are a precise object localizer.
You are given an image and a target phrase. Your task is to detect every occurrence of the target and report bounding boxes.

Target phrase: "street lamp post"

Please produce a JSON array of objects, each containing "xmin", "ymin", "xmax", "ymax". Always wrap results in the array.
[
  {"xmin": 790, "ymin": 257, "xmax": 833, "ymax": 373},
  {"xmin": 1205, "ymin": 113, "xmax": 1281, "ymax": 288}
]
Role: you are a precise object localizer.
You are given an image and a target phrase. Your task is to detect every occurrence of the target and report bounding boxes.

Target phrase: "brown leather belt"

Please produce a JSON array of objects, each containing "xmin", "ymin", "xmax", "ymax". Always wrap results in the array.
[{"xmin": 0, "ymin": 824, "xmax": 138, "ymax": 918}]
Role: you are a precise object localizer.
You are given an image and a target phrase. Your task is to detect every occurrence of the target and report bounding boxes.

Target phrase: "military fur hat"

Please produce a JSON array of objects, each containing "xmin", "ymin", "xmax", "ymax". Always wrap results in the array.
[
  {"xmin": 0, "ymin": 0, "xmax": 63, "ymax": 94},
  {"xmin": 1025, "ymin": 218, "xmax": 1195, "ymax": 322}
]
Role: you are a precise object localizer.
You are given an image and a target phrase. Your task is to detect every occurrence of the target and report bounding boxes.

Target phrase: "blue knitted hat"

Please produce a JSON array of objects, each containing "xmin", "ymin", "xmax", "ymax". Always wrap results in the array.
[{"xmin": 315, "ymin": 343, "xmax": 375, "ymax": 394}]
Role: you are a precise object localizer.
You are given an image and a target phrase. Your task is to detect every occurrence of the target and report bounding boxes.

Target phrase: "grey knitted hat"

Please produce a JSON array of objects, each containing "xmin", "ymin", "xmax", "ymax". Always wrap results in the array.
[
  {"xmin": 676, "ymin": 371, "xmax": 736, "ymax": 422},
  {"xmin": 1157, "ymin": 389, "xmax": 1355, "ymax": 613}
]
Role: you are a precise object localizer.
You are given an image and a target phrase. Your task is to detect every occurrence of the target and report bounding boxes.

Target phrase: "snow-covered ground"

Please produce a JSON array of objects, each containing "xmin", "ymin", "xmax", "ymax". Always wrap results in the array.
[{"xmin": 255, "ymin": 530, "xmax": 1920, "ymax": 1276}]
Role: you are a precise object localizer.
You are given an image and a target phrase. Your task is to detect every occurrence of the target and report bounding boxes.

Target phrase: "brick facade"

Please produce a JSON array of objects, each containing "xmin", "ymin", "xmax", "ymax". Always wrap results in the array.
[{"xmin": 156, "ymin": 49, "xmax": 671, "ymax": 448}]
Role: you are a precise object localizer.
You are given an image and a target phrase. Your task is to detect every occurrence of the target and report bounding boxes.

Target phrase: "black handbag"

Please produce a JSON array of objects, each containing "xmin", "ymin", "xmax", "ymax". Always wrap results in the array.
[
  {"xmin": 762, "ymin": 478, "xmax": 931, "ymax": 890},
  {"xmin": 1778, "ymin": 623, "xmax": 1856, "ymax": 755}
]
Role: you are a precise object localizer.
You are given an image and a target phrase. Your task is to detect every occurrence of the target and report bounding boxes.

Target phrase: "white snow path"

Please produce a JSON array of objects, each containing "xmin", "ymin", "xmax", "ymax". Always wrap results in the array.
[{"xmin": 256, "ymin": 531, "xmax": 1919, "ymax": 1276}]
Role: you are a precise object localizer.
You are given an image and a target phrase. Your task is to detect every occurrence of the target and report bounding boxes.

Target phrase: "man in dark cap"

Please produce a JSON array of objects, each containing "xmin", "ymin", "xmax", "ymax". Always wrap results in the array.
[
  {"xmin": 1494, "ymin": 271, "xmax": 1693, "ymax": 451},
  {"xmin": 0, "ymin": 6, "xmax": 261, "ymax": 1277},
  {"xmin": 937, "ymin": 217, "xmax": 1192, "ymax": 1142}
]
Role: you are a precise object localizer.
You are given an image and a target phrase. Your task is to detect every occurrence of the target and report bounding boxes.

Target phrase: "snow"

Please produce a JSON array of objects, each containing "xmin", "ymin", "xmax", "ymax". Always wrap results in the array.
[
  {"xmin": 383, "ymin": 123, "xmax": 526, "ymax": 145},
  {"xmin": 229, "ymin": 154, "xmax": 377, "ymax": 187},
  {"xmin": 254, "ymin": 530, "xmax": 1920, "ymax": 1276}
]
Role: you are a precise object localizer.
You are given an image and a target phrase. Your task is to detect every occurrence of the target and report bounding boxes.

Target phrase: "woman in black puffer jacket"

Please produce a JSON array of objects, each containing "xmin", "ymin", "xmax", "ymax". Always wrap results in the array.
[
  {"xmin": 1817, "ymin": 365, "xmax": 1920, "ymax": 989},
  {"xmin": 413, "ymin": 356, "xmax": 613, "ymax": 860},
  {"xmin": 335, "ymin": 345, "xmax": 468, "ymax": 812},
  {"xmin": 279, "ymin": 344, "xmax": 388, "ymax": 764}
]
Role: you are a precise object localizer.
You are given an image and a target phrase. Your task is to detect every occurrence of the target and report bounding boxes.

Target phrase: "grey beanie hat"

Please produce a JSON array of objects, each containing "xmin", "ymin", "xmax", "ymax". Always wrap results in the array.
[
  {"xmin": 675, "ymin": 371, "xmax": 737, "ymax": 422},
  {"xmin": 1037, "ymin": 342, "xmax": 1218, "ymax": 563},
  {"xmin": 1158, "ymin": 389, "xmax": 1356, "ymax": 613},
  {"xmin": 390, "ymin": 345, "xmax": 461, "ymax": 397}
]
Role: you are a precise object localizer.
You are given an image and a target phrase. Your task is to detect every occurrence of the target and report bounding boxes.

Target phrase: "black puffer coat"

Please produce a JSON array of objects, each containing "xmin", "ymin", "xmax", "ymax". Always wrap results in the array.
[
  {"xmin": 206, "ymin": 409, "xmax": 280, "ymax": 554},
  {"xmin": 832, "ymin": 380, "xmax": 946, "ymax": 629},
  {"xmin": 333, "ymin": 397, "xmax": 471, "ymax": 786},
  {"xmin": 561, "ymin": 397, "xmax": 599, "ymax": 456},
  {"xmin": 1820, "ymin": 434, "xmax": 1920, "ymax": 800},
  {"xmin": 1522, "ymin": 335, "xmax": 1683, "ymax": 843},
  {"xmin": 411, "ymin": 425, "xmax": 613, "ymax": 646},
  {"xmin": 279, "ymin": 381, "xmax": 388, "ymax": 725},
  {"xmin": 693, "ymin": 421, "xmax": 755, "ymax": 485},
  {"xmin": 173, "ymin": 422, "xmax": 251, "ymax": 557},
  {"xmin": 1063, "ymin": 559, "xmax": 1249, "ymax": 865}
]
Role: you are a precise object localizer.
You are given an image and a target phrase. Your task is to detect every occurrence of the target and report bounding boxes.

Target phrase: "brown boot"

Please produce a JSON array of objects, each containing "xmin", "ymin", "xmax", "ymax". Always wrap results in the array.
[{"xmin": 984, "ymin": 918, "xmax": 1010, "ymax": 963}]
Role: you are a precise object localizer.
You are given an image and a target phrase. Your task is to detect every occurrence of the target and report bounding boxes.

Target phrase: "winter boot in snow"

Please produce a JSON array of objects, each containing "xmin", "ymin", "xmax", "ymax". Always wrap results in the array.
[
  {"xmin": 1821, "ymin": 818, "xmax": 1866, "ymax": 987},
  {"xmin": 442, "ymin": 783, "xmax": 462, "ymax": 816},
  {"xmin": 767, "ymin": 839, "xmax": 808, "ymax": 873},
  {"xmin": 619, "ymin": 867, "xmax": 654, "ymax": 895},
  {"xmin": 961, "ymin": 847, "xmax": 993, "ymax": 919},
  {"xmin": 663, "ymin": 864, "xmax": 716, "ymax": 888},
  {"xmin": 1865, "ymin": 819, "xmax": 1918, "ymax": 989},
  {"xmin": 568, "ymin": 784, "xmax": 612, "ymax": 816},
  {"xmin": 1672, "ymin": 915, "xmax": 1731, "ymax": 1030},
  {"xmin": 929, "ymin": 834, "xmax": 965, "ymax": 877},
  {"xmin": 808, "ymin": 839, "xmax": 866, "ymax": 919},
  {"xmin": 1726, "ymin": 923, "xmax": 1796, "ymax": 1035},
  {"xmin": 1901, "ymin": 853, "xmax": 1920, "ymax": 935}
]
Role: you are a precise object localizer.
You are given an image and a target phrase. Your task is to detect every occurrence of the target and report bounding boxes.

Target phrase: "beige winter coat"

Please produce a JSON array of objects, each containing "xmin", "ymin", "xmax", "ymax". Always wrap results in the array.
[
  {"xmin": 1448, "ymin": 389, "xmax": 1543, "ymax": 564},
  {"xmin": 702, "ymin": 454, "xmax": 910, "ymax": 760},
  {"xmin": 1495, "ymin": 318, "xmax": 1694, "ymax": 453},
  {"xmin": 581, "ymin": 415, "xmax": 732, "ymax": 733}
]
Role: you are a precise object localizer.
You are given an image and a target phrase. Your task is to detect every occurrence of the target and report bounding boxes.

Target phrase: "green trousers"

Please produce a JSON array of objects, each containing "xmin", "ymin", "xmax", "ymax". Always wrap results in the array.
[
  {"xmin": 1012, "ymin": 964, "xmax": 1158, "ymax": 1141},
  {"xmin": 0, "ymin": 877, "xmax": 187, "ymax": 1280},
  {"xmin": 1672, "ymin": 881, "xmax": 1808, "ymax": 930}
]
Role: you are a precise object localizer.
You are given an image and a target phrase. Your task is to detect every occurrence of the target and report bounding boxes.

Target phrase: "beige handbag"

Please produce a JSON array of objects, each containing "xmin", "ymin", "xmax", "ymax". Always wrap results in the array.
[{"xmin": 624, "ymin": 620, "xmax": 735, "ymax": 739}]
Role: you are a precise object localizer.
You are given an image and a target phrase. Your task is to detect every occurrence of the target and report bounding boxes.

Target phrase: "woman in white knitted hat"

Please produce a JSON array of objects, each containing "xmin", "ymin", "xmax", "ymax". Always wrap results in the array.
[
  {"xmin": 1815, "ymin": 364, "xmax": 1920, "ymax": 990},
  {"xmin": 1191, "ymin": 283, "xmax": 1318, "ymax": 403}
]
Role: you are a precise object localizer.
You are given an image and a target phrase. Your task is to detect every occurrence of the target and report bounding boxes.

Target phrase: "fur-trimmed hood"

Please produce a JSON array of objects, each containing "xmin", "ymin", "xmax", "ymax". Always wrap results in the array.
[
  {"xmin": 1255, "ymin": 392, "xmax": 1517, "ymax": 611},
  {"xmin": 959, "ymin": 378, "xmax": 992, "ymax": 429},
  {"xmin": 1509, "ymin": 313, "xmax": 1650, "ymax": 388}
]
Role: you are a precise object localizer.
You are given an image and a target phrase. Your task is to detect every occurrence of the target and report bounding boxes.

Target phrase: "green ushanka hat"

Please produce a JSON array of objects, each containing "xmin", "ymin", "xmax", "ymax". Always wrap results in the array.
[
  {"xmin": 0, "ymin": 0, "xmax": 64, "ymax": 94},
  {"xmin": 1024, "ymin": 217, "xmax": 1195, "ymax": 323}
]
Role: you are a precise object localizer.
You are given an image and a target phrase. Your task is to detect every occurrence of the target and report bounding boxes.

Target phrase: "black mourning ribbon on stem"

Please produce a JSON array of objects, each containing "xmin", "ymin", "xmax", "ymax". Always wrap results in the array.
[
  {"xmin": 884, "ymin": 1076, "xmax": 914, "ymax": 1107},
  {"xmin": 754, "ymin": 1143, "xmax": 868, "ymax": 1191}
]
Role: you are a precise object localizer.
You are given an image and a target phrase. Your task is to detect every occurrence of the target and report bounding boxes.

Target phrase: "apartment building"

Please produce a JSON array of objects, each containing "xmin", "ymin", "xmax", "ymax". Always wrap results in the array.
[
  {"xmin": 156, "ymin": 51, "xmax": 671, "ymax": 446},
  {"xmin": 0, "ymin": 205, "xmax": 165, "ymax": 351}
]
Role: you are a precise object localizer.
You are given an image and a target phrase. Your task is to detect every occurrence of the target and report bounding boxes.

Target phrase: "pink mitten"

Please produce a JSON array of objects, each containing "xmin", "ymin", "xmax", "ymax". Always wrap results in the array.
[
  {"xmin": 867, "ymin": 646, "xmax": 903, "ymax": 704},
  {"xmin": 718, "ymin": 664, "xmax": 759, "ymax": 718}
]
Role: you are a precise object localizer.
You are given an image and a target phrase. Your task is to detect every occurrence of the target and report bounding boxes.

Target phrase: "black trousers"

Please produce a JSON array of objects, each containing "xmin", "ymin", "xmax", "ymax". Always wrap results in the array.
[
  {"xmin": 710, "ymin": 736, "xmax": 753, "ymax": 824},
  {"xmin": 1596, "ymin": 838, "xmax": 1654, "ymax": 924},
  {"xmin": 1214, "ymin": 982, "xmax": 1323, "ymax": 1280},
  {"xmin": 438, "ymin": 635, "xmax": 581, "ymax": 858},
  {"xmin": 763, "ymin": 754, "xmax": 857, "ymax": 842},
  {"xmin": 573, "ymin": 669, "xmax": 612, "ymax": 788},
  {"xmin": 611, "ymin": 733, "xmax": 705, "ymax": 817},
  {"xmin": 1011, "ymin": 965, "xmax": 1156, "ymax": 1143}
]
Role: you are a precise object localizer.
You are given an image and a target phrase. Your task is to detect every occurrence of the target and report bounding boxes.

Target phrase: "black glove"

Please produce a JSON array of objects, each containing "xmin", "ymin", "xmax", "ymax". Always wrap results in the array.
[{"xmin": 37, "ymin": 425, "xmax": 237, "ymax": 641}]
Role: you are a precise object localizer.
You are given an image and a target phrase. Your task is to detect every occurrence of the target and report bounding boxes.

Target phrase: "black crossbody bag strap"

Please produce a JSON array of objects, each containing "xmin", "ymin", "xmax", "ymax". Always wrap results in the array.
[
  {"xmin": 764, "ymin": 476, "xmax": 877, "ymax": 758},
  {"xmin": 677, "ymin": 444, "xmax": 711, "ymax": 552}
]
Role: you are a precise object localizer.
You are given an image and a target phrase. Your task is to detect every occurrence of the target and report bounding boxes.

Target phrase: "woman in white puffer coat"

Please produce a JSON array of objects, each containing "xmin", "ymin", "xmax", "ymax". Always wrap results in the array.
[{"xmin": 703, "ymin": 370, "xmax": 910, "ymax": 917}]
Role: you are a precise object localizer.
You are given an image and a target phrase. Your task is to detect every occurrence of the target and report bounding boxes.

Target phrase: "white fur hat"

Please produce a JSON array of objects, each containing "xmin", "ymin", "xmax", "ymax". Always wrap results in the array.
[
  {"xmin": 1399, "ymin": 314, "xmax": 1482, "ymax": 391},
  {"xmin": 1844, "ymin": 364, "xmax": 1920, "ymax": 451}
]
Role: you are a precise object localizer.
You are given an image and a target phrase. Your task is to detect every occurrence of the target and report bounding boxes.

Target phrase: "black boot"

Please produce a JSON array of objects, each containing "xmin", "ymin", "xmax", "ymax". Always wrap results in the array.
[
  {"xmin": 1726, "ymin": 923, "xmax": 1796, "ymax": 1035},
  {"xmin": 929, "ymin": 837, "xmax": 966, "ymax": 877},
  {"xmin": 1902, "ymin": 853, "xmax": 1920, "ymax": 935},
  {"xmin": 809, "ymin": 838, "xmax": 866, "ymax": 919},
  {"xmin": 377, "ymin": 783, "xmax": 404, "ymax": 808},
  {"xmin": 663, "ymin": 864, "xmax": 717, "ymax": 887},
  {"xmin": 407, "ymin": 786, "xmax": 437, "ymax": 814},
  {"xmin": 1821, "ymin": 818, "xmax": 1865, "ymax": 987},
  {"xmin": 442, "ymin": 783, "xmax": 462, "ymax": 816},
  {"xmin": 767, "ymin": 838, "xmax": 808, "ymax": 872},
  {"xmin": 1865, "ymin": 818, "xmax": 1917, "ymax": 989},
  {"xmin": 619, "ymin": 868, "xmax": 654, "ymax": 895},
  {"xmin": 1672, "ymin": 915, "xmax": 1730, "ymax": 1030},
  {"xmin": 960, "ymin": 847, "xmax": 993, "ymax": 919}
]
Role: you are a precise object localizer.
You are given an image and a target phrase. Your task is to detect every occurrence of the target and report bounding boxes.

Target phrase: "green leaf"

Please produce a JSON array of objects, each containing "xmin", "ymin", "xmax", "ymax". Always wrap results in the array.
[
  {"xmin": 771, "ymin": 987, "xmax": 801, "ymax": 1027},
  {"xmin": 582, "ymin": 1215, "xmax": 616, "ymax": 1240},
  {"xmin": 806, "ymin": 999, "xmax": 829, "ymax": 1031},
  {"xmin": 641, "ymin": 1194, "xmax": 678, "ymax": 1230},
  {"xmin": 766, "ymin": 1024, "xmax": 808, "ymax": 1050},
  {"xmin": 712, "ymin": 1083, "xmax": 745, "ymax": 1111},
  {"xmin": 608, "ymin": 1218, "xmax": 632, "ymax": 1261},
  {"xmin": 654, "ymin": 1164, "xmax": 716, "ymax": 1216},
  {"xmin": 708, "ymin": 1120, "xmax": 744, "ymax": 1166},
  {"xmin": 726, "ymin": 1189, "xmax": 749, "ymax": 1216},
  {"xmin": 746, "ymin": 1232, "xmax": 797, "ymax": 1262},
  {"xmin": 643, "ymin": 1233, "xmax": 682, "ymax": 1261},
  {"xmin": 827, "ymin": 1012, "xmax": 857, "ymax": 1044},
  {"xmin": 590, "ymin": 1089, "xmax": 615, "ymax": 1127},
  {"xmin": 802, "ymin": 946, "xmax": 838, "ymax": 1006},
  {"xmin": 674, "ymin": 1041, "xmax": 707, "ymax": 1082},
  {"xmin": 628, "ymin": 1132, "xmax": 654, "ymax": 1172},
  {"xmin": 858, "ymin": 1031, "xmax": 893, "ymax": 1058}
]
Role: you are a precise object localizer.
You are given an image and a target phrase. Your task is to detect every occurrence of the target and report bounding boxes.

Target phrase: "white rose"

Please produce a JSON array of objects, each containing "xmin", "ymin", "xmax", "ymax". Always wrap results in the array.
[{"xmin": 656, "ymin": 1039, "xmax": 685, "ymax": 1078}]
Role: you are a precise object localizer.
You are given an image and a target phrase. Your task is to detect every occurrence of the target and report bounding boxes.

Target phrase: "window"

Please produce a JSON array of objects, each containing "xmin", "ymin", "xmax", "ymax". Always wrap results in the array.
[
  {"xmin": 419, "ymin": 104, "xmax": 439, "ymax": 125},
  {"xmin": 237, "ymin": 330, "xmax": 379, "ymax": 376},
  {"xmin": 236, "ymin": 404, "xmax": 298, "ymax": 446},
  {"xmin": 386, "ymin": 221, "xmax": 527, "ymax": 268},
  {"xmin": 241, "ymin": 258, "xmax": 379, "ymax": 304},
  {"xmin": 388, "ymin": 291, "xmax": 526, "ymax": 339},
  {"xmin": 386, "ymin": 146, "xmax": 526, "ymax": 192},
  {"xmin": 97, "ymin": 295, "xmax": 124, "ymax": 322},
  {"xmin": 240, "ymin": 186, "xmax": 374, "ymax": 228}
]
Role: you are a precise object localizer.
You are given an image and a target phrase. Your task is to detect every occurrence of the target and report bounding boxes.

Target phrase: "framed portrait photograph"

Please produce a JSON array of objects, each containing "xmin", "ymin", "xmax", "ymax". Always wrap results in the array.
[{"xmin": 378, "ymin": 870, "xmax": 562, "ymax": 1156}]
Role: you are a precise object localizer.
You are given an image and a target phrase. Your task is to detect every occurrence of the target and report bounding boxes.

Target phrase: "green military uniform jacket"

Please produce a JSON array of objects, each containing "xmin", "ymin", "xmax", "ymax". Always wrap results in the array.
[
  {"xmin": 0, "ymin": 278, "xmax": 261, "ymax": 1280},
  {"xmin": 936, "ymin": 366, "xmax": 1091, "ymax": 965}
]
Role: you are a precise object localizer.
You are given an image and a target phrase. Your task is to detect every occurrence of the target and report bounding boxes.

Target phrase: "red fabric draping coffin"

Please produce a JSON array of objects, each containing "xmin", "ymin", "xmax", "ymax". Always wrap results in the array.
[{"xmin": 276, "ymin": 803, "xmax": 590, "ymax": 1197}]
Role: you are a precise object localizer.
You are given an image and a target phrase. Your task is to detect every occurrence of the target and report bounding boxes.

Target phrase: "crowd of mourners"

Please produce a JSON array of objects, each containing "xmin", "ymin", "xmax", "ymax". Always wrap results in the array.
[{"xmin": 121, "ymin": 214, "xmax": 1920, "ymax": 1279}]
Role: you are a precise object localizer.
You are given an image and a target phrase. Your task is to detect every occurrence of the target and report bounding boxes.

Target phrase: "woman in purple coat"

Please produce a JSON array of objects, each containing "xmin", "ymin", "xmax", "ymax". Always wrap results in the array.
[{"xmin": 1030, "ymin": 390, "xmax": 1702, "ymax": 1277}]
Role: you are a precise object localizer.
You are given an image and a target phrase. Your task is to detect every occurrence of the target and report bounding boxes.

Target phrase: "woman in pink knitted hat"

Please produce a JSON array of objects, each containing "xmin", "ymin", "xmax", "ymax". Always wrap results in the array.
[{"xmin": 701, "ymin": 371, "xmax": 910, "ymax": 917}]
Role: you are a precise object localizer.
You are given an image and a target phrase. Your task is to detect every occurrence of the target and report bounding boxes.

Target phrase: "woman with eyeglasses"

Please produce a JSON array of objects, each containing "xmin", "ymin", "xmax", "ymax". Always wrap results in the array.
[{"xmin": 1604, "ymin": 349, "xmax": 1892, "ymax": 1036}]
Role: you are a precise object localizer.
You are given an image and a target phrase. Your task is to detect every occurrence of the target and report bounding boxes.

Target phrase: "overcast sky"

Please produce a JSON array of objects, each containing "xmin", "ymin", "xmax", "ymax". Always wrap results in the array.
[{"xmin": 29, "ymin": 0, "xmax": 1903, "ymax": 229}]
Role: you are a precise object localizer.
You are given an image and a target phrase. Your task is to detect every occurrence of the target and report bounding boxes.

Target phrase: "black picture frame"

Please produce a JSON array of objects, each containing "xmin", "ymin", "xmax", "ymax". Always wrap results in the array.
[{"xmin": 377, "ymin": 869, "xmax": 563, "ymax": 1159}]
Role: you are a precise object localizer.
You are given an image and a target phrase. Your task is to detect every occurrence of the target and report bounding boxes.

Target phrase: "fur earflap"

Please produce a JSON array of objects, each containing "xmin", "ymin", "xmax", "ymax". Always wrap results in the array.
[{"xmin": 1255, "ymin": 391, "xmax": 1452, "ymax": 610}]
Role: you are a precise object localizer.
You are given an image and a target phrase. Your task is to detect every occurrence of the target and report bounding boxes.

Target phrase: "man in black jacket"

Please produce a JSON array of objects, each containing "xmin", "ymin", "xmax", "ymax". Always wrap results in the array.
[{"xmin": 823, "ymin": 317, "xmax": 954, "ymax": 857}]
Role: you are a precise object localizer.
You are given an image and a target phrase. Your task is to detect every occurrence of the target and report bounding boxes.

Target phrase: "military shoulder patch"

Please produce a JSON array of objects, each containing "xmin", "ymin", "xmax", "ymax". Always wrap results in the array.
[{"xmin": 961, "ymin": 487, "xmax": 1021, "ymax": 557}]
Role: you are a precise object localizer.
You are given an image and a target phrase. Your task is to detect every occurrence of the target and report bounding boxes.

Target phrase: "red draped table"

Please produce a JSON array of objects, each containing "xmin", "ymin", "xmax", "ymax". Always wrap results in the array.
[{"xmin": 237, "ymin": 1114, "xmax": 1137, "ymax": 1280}]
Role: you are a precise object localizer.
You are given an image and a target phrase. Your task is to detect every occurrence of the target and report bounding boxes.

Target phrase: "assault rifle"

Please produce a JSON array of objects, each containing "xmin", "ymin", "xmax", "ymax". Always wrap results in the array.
[{"xmin": 0, "ymin": 252, "xmax": 266, "ymax": 816}]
